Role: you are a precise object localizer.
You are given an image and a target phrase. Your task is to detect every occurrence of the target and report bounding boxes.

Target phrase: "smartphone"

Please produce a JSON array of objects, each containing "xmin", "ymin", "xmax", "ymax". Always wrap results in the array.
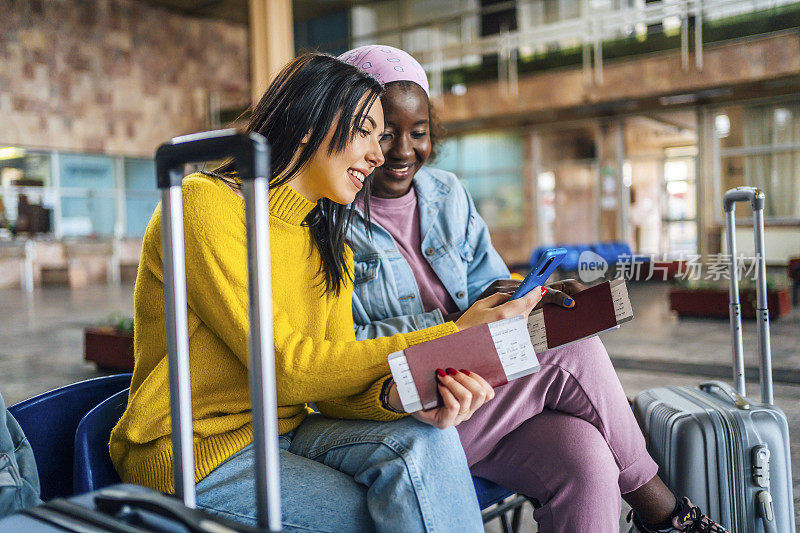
[{"xmin": 510, "ymin": 247, "xmax": 567, "ymax": 300}]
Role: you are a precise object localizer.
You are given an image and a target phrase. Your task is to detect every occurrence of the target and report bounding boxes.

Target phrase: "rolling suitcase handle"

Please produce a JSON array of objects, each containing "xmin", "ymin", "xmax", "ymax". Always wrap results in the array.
[
  {"xmin": 156, "ymin": 129, "xmax": 282, "ymax": 531},
  {"xmin": 698, "ymin": 380, "xmax": 750, "ymax": 410},
  {"xmin": 723, "ymin": 186, "xmax": 773, "ymax": 405}
]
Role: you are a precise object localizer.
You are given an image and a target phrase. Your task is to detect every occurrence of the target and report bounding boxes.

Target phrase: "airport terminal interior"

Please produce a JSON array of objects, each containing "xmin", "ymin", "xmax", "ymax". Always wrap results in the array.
[{"xmin": 1, "ymin": 0, "xmax": 799, "ymax": 530}]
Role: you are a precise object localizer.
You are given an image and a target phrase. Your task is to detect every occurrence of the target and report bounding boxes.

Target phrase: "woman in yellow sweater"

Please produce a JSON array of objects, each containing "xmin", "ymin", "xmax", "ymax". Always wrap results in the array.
[{"xmin": 110, "ymin": 53, "xmax": 541, "ymax": 532}]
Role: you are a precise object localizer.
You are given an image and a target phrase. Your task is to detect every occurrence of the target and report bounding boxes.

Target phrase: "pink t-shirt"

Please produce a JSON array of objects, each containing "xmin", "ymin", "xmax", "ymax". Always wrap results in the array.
[{"xmin": 365, "ymin": 187, "xmax": 458, "ymax": 315}]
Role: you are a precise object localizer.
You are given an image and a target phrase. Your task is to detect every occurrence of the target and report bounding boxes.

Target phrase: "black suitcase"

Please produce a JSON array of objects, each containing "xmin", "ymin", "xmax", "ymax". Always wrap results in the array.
[{"xmin": 0, "ymin": 130, "xmax": 283, "ymax": 532}]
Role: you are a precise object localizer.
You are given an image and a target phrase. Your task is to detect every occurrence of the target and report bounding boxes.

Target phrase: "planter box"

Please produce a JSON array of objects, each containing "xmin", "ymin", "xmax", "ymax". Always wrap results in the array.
[
  {"xmin": 120, "ymin": 262, "xmax": 139, "ymax": 283},
  {"xmin": 669, "ymin": 287, "xmax": 792, "ymax": 319},
  {"xmin": 84, "ymin": 326, "xmax": 134, "ymax": 372}
]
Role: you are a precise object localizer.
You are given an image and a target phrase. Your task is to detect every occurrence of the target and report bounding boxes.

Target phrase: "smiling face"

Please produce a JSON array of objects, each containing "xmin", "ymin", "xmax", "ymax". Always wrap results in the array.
[
  {"xmin": 371, "ymin": 83, "xmax": 432, "ymax": 199},
  {"xmin": 292, "ymin": 95, "xmax": 386, "ymax": 205}
]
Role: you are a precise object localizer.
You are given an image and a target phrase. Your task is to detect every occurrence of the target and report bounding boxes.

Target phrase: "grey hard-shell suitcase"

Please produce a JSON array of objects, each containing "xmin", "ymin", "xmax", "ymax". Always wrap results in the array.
[
  {"xmin": 633, "ymin": 187, "xmax": 795, "ymax": 533},
  {"xmin": 0, "ymin": 130, "xmax": 283, "ymax": 532}
]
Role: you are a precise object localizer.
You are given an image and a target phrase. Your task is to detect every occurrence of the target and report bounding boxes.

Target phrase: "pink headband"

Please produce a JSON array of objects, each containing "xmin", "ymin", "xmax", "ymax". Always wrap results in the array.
[{"xmin": 338, "ymin": 45, "xmax": 430, "ymax": 98}]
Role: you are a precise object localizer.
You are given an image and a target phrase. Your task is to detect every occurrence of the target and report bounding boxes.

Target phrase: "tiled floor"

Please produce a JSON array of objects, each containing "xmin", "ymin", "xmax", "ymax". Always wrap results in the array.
[
  {"xmin": 603, "ymin": 282, "xmax": 800, "ymax": 382},
  {"xmin": 1, "ymin": 282, "xmax": 798, "ymax": 531},
  {"xmin": 0, "ymin": 284, "xmax": 134, "ymax": 405}
]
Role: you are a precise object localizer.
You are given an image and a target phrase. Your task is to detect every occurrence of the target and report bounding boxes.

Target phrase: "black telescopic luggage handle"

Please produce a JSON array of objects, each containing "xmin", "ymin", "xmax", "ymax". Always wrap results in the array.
[
  {"xmin": 155, "ymin": 129, "xmax": 282, "ymax": 531},
  {"xmin": 722, "ymin": 186, "xmax": 773, "ymax": 405}
]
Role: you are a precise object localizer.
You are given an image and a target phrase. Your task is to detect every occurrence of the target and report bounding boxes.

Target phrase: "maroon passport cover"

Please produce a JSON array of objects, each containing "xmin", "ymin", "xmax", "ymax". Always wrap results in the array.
[
  {"xmin": 542, "ymin": 281, "xmax": 617, "ymax": 348},
  {"xmin": 403, "ymin": 323, "xmax": 508, "ymax": 410}
]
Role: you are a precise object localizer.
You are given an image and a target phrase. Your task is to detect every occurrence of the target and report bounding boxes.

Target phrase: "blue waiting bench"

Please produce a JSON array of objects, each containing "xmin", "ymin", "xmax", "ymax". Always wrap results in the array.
[{"xmin": 10, "ymin": 375, "xmax": 532, "ymax": 531}]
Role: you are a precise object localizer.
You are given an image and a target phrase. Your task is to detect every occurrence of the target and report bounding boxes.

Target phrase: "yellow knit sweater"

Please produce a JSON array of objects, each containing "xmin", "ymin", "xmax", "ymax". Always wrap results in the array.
[{"xmin": 109, "ymin": 173, "xmax": 458, "ymax": 494}]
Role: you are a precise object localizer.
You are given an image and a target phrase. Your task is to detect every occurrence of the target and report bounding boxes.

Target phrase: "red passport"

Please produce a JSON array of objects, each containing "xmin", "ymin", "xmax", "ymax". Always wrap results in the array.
[
  {"xmin": 388, "ymin": 315, "xmax": 539, "ymax": 411},
  {"xmin": 404, "ymin": 323, "xmax": 508, "ymax": 410},
  {"xmin": 527, "ymin": 279, "xmax": 633, "ymax": 352}
]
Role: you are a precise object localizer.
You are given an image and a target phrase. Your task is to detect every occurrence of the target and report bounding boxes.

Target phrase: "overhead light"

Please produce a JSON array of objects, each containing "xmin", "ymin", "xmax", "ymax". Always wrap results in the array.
[
  {"xmin": 451, "ymin": 84, "xmax": 467, "ymax": 96},
  {"xmin": 0, "ymin": 147, "xmax": 25, "ymax": 160},
  {"xmin": 623, "ymin": 161, "xmax": 632, "ymax": 188},
  {"xmin": 714, "ymin": 114, "xmax": 730, "ymax": 138},
  {"xmin": 538, "ymin": 171, "xmax": 555, "ymax": 192},
  {"xmin": 774, "ymin": 107, "xmax": 791, "ymax": 126}
]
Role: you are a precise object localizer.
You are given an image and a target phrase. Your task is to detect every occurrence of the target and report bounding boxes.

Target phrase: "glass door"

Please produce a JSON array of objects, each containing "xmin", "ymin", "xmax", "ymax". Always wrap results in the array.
[{"xmin": 661, "ymin": 149, "xmax": 697, "ymax": 257}]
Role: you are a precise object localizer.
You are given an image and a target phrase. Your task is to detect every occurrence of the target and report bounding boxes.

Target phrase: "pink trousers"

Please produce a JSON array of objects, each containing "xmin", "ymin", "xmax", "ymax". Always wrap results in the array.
[{"xmin": 456, "ymin": 336, "xmax": 659, "ymax": 533}]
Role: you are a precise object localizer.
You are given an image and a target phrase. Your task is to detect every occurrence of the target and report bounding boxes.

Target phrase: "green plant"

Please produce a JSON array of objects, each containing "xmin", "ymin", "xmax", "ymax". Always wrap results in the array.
[{"xmin": 107, "ymin": 312, "xmax": 134, "ymax": 333}]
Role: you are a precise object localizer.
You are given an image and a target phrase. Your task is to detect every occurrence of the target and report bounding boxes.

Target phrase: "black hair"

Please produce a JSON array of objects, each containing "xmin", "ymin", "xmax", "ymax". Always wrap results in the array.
[
  {"xmin": 206, "ymin": 52, "xmax": 383, "ymax": 295},
  {"xmin": 383, "ymin": 80, "xmax": 446, "ymax": 162}
]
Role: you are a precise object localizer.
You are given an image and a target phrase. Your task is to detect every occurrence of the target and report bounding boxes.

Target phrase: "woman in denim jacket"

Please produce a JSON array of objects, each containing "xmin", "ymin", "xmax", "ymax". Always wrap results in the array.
[{"xmin": 343, "ymin": 46, "xmax": 728, "ymax": 533}]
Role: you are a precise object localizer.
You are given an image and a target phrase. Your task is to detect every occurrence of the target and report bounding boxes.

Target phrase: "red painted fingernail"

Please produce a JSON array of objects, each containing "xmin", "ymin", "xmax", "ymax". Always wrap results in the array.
[
  {"xmin": 436, "ymin": 369, "xmax": 446, "ymax": 377},
  {"xmin": 459, "ymin": 369, "xmax": 471, "ymax": 375},
  {"xmin": 541, "ymin": 287, "xmax": 548, "ymax": 296},
  {"xmin": 446, "ymin": 367, "xmax": 458, "ymax": 376}
]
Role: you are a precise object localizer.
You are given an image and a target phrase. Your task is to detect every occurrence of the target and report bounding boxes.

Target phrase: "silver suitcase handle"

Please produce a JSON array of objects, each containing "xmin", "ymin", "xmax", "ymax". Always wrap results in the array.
[
  {"xmin": 699, "ymin": 381, "xmax": 750, "ymax": 410},
  {"xmin": 723, "ymin": 187, "xmax": 773, "ymax": 405},
  {"xmin": 156, "ymin": 129, "xmax": 281, "ymax": 531}
]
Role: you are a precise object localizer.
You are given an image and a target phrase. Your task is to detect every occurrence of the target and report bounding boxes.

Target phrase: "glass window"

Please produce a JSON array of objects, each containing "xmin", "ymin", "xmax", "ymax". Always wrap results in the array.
[
  {"xmin": 537, "ymin": 170, "xmax": 556, "ymax": 245},
  {"xmin": 625, "ymin": 112, "xmax": 698, "ymax": 256},
  {"xmin": 665, "ymin": 221, "xmax": 697, "ymax": 256},
  {"xmin": 59, "ymin": 153, "xmax": 116, "ymax": 237},
  {"xmin": 662, "ymin": 155, "xmax": 697, "ymax": 258},
  {"xmin": 433, "ymin": 138, "xmax": 459, "ymax": 170},
  {"xmin": 431, "ymin": 132, "xmax": 523, "ymax": 229},
  {"xmin": 714, "ymin": 100, "xmax": 800, "ymax": 219},
  {"xmin": 124, "ymin": 158, "xmax": 159, "ymax": 237},
  {"xmin": 294, "ymin": 10, "xmax": 350, "ymax": 56},
  {"xmin": 718, "ymin": 151, "xmax": 800, "ymax": 219},
  {"xmin": 459, "ymin": 133, "xmax": 523, "ymax": 174},
  {"xmin": 0, "ymin": 149, "xmax": 53, "ymax": 237},
  {"xmin": 664, "ymin": 158, "xmax": 696, "ymax": 220}
]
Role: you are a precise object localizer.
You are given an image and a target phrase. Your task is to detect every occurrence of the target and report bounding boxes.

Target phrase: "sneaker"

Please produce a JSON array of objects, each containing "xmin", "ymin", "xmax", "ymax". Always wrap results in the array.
[{"xmin": 627, "ymin": 497, "xmax": 730, "ymax": 532}]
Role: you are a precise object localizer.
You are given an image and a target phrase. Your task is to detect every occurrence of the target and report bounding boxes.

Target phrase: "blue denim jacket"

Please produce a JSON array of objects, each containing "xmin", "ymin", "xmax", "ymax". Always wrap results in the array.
[
  {"xmin": 0, "ymin": 391, "xmax": 40, "ymax": 517},
  {"xmin": 348, "ymin": 166, "xmax": 510, "ymax": 340}
]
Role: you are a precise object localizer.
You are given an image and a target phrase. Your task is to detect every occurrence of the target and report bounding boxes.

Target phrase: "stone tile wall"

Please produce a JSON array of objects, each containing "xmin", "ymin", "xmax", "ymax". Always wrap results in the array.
[{"xmin": 0, "ymin": 0, "xmax": 250, "ymax": 156}]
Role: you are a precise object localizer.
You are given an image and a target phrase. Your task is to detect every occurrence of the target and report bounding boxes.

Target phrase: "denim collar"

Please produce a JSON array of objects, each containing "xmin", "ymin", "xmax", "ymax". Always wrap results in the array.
[
  {"xmin": 412, "ymin": 167, "xmax": 451, "ymax": 206},
  {"xmin": 413, "ymin": 168, "xmax": 450, "ymax": 244}
]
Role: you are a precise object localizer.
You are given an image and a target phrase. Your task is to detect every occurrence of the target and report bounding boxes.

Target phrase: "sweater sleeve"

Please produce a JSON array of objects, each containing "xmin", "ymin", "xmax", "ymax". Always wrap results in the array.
[
  {"xmin": 179, "ymin": 178, "xmax": 457, "ymax": 419},
  {"xmin": 316, "ymin": 271, "xmax": 413, "ymax": 420}
]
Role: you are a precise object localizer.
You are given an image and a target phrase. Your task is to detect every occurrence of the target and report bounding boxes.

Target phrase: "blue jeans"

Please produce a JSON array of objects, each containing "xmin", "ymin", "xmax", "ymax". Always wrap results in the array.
[{"xmin": 195, "ymin": 414, "xmax": 483, "ymax": 533}]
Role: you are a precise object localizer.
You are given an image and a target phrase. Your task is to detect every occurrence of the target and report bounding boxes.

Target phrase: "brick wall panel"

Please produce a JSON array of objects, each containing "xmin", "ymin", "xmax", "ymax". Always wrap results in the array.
[{"xmin": 0, "ymin": 0, "xmax": 250, "ymax": 156}]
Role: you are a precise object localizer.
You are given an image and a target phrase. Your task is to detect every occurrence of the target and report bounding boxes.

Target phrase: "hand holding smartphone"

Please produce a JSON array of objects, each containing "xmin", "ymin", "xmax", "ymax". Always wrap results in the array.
[{"xmin": 510, "ymin": 248, "xmax": 567, "ymax": 300}]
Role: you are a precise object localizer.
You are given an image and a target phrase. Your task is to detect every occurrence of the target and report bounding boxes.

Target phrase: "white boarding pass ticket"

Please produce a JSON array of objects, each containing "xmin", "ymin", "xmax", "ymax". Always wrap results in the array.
[{"xmin": 388, "ymin": 315, "xmax": 539, "ymax": 413}]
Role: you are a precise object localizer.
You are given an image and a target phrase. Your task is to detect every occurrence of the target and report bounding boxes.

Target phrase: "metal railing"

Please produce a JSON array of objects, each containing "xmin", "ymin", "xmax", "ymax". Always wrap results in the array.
[{"xmin": 342, "ymin": 0, "xmax": 800, "ymax": 95}]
